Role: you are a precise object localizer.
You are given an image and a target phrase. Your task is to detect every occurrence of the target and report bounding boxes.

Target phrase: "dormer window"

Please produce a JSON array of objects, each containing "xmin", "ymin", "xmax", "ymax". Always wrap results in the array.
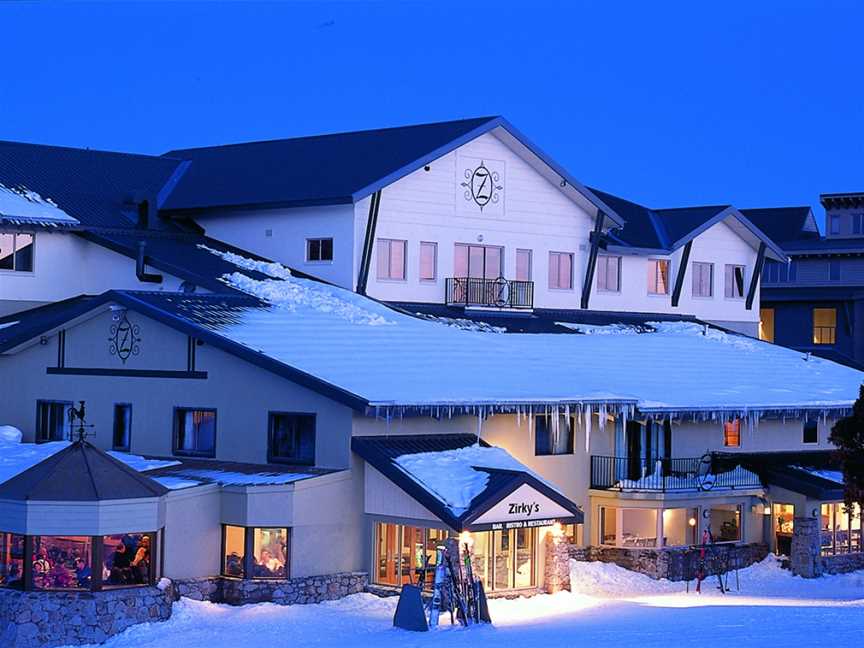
[
  {"xmin": 0, "ymin": 233, "xmax": 34, "ymax": 272},
  {"xmin": 853, "ymin": 214, "xmax": 864, "ymax": 235},
  {"xmin": 829, "ymin": 214, "xmax": 842, "ymax": 235}
]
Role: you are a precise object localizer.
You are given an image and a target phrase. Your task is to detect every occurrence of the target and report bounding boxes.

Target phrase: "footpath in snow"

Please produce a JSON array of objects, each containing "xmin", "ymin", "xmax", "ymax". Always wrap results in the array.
[{"xmin": 62, "ymin": 558, "xmax": 864, "ymax": 648}]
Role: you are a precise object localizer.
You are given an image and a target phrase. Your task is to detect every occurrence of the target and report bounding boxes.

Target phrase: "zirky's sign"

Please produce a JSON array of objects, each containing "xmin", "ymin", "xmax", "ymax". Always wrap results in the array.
[{"xmin": 466, "ymin": 483, "xmax": 580, "ymax": 531}]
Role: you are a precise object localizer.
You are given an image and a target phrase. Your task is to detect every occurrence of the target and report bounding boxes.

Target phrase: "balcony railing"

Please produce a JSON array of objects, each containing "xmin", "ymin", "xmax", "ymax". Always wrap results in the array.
[
  {"xmin": 445, "ymin": 277, "xmax": 534, "ymax": 309},
  {"xmin": 590, "ymin": 455, "xmax": 763, "ymax": 493}
]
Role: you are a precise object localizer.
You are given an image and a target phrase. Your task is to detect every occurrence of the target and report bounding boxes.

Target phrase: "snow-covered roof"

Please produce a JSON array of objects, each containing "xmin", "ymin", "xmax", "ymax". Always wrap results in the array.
[
  {"xmin": 0, "ymin": 430, "xmax": 177, "ymax": 489},
  {"xmin": 0, "ymin": 183, "xmax": 78, "ymax": 227},
  {"xmin": 176, "ymin": 249, "xmax": 862, "ymax": 419}
]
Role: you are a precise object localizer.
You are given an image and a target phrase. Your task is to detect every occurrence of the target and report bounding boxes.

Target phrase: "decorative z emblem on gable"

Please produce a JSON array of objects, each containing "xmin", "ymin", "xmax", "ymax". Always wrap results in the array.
[
  {"xmin": 461, "ymin": 160, "xmax": 502, "ymax": 211},
  {"xmin": 109, "ymin": 311, "xmax": 141, "ymax": 364}
]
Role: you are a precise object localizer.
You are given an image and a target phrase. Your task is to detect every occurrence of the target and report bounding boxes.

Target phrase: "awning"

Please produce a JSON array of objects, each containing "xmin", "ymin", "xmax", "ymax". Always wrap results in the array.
[
  {"xmin": 727, "ymin": 451, "xmax": 845, "ymax": 501},
  {"xmin": 352, "ymin": 434, "xmax": 583, "ymax": 532}
]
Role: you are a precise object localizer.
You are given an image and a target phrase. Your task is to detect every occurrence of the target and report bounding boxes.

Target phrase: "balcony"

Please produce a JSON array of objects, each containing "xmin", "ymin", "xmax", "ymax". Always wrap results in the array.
[
  {"xmin": 445, "ymin": 277, "xmax": 534, "ymax": 310},
  {"xmin": 590, "ymin": 455, "xmax": 763, "ymax": 493}
]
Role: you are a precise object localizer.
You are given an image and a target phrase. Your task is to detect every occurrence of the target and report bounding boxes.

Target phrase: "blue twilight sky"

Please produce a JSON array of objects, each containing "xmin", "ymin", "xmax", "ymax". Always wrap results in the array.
[{"xmin": 1, "ymin": 1, "xmax": 862, "ymax": 226}]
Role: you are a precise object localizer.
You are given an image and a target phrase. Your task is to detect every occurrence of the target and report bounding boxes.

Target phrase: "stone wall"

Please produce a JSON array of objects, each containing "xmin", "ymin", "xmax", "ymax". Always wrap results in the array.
[
  {"xmin": 569, "ymin": 543, "xmax": 769, "ymax": 581},
  {"xmin": 543, "ymin": 530, "xmax": 571, "ymax": 593},
  {"xmin": 822, "ymin": 552, "xmax": 864, "ymax": 575},
  {"xmin": 0, "ymin": 582, "xmax": 174, "ymax": 648},
  {"xmin": 175, "ymin": 571, "xmax": 368, "ymax": 605},
  {"xmin": 790, "ymin": 517, "xmax": 822, "ymax": 578}
]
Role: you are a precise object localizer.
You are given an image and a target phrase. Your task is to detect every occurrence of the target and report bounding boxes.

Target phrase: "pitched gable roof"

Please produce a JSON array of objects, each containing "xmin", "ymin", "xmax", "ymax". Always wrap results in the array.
[
  {"xmin": 160, "ymin": 117, "xmax": 624, "ymax": 227},
  {"xmin": 739, "ymin": 206, "xmax": 819, "ymax": 245}
]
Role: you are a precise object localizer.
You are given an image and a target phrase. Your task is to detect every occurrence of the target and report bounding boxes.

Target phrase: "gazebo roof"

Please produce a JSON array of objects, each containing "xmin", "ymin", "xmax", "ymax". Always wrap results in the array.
[{"xmin": 0, "ymin": 439, "xmax": 168, "ymax": 502}]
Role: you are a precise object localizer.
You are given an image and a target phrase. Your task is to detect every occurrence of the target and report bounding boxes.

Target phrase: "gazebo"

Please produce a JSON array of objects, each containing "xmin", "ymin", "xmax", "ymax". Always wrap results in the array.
[{"xmin": 0, "ymin": 439, "xmax": 167, "ymax": 592}]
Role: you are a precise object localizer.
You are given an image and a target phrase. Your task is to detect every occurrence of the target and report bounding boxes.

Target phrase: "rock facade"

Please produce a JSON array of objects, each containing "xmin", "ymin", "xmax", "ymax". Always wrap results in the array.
[
  {"xmin": 174, "ymin": 571, "xmax": 368, "ymax": 606},
  {"xmin": 822, "ymin": 552, "xmax": 864, "ymax": 574},
  {"xmin": 544, "ymin": 530, "xmax": 571, "ymax": 593},
  {"xmin": 0, "ymin": 583, "xmax": 174, "ymax": 648},
  {"xmin": 790, "ymin": 516, "xmax": 823, "ymax": 578},
  {"xmin": 569, "ymin": 543, "xmax": 769, "ymax": 581}
]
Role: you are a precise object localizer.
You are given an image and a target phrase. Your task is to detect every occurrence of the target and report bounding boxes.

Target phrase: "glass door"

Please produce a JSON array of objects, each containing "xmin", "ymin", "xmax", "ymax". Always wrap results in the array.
[{"xmin": 376, "ymin": 523, "xmax": 399, "ymax": 586}]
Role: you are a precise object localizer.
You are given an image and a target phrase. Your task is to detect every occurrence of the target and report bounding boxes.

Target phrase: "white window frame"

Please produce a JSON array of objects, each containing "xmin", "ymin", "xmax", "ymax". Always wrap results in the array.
[
  {"xmin": 548, "ymin": 251, "xmax": 574, "ymax": 291},
  {"xmin": 724, "ymin": 264, "xmax": 746, "ymax": 300},
  {"xmin": 0, "ymin": 232, "xmax": 35, "ymax": 274},
  {"xmin": 647, "ymin": 258, "xmax": 670, "ymax": 295},
  {"xmin": 596, "ymin": 255, "xmax": 621, "ymax": 293},
  {"xmin": 419, "ymin": 241, "xmax": 437, "ymax": 282},
  {"xmin": 691, "ymin": 261, "xmax": 714, "ymax": 298},
  {"xmin": 305, "ymin": 238, "xmax": 333, "ymax": 264},
  {"xmin": 376, "ymin": 238, "xmax": 407, "ymax": 282},
  {"xmin": 515, "ymin": 248, "xmax": 533, "ymax": 282}
]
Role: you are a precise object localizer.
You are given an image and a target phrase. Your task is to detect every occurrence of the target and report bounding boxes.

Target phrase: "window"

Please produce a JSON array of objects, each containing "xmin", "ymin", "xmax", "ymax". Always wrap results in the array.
[
  {"xmin": 36, "ymin": 400, "xmax": 72, "ymax": 443},
  {"xmin": 820, "ymin": 503, "xmax": 862, "ymax": 556},
  {"xmin": 724, "ymin": 264, "xmax": 745, "ymax": 299},
  {"xmin": 723, "ymin": 419, "xmax": 741, "ymax": 448},
  {"xmin": 596, "ymin": 255, "xmax": 620, "ymax": 292},
  {"xmin": 803, "ymin": 419, "xmax": 818, "ymax": 444},
  {"xmin": 0, "ymin": 233, "xmax": 34, "ymax": 272},
  {"xmin": 663, "ymin": 508, "xmax": 699, "ymax": 547},
  {"xmin": 173, "ymin": 408, "xmax": 216, "ymax": 457},
  {"xmin": 813, "ymin": 308, "xmax": 837, "ymax": 345},
  {"xmin": 419, "ymin": 242, "xmax": 437, "ymax": 281},
  {"xmin": 830, "ymin": 214, "xmax": 842, "ymax": 235},
  {"xmin": 252, "ymin": 528, "xmax": 289, "ymax": 578},
  {"xmin": 759, "ymin": 308, "xmax": 775, "ymax": 343},
  {"xmin": 0, "ymin": 532, "xmax": 24, "ymax": 589},
  {"xmin": 691, "ymin": 262, "xmax": 713, "ymax": 297},
  {"xmin": 305, "ymin": 238, "xmax": 333, "ymax": 262},
  {"xmin": 854, "ymin": 214, "xmax": 864, "ymax": 235},
  {"xmin": 112, "ymin": 403, "xmax": 132, "ymax": 452},
  {"xmin": 223, "ymin": 525, "xmax": 246, "ymax": 578},
  {"xmin": 599, "ymin": 506, "xmax": 617, "ymax": 545},
  {"xmin": 830, "ymin": 261, "xmax": 842, "ymax": 281},
  {"xmin": 709, "ymin": 505, "xmax": 741, "ymax": 542},
  {"xmin": 647, "ymin": 259, "xmax": 669, "ymax": 295},
  {"xmin": 515, "ymin": 249, "xmax": 532, "ymax": 281},
  {"xmin": 534, "ymin": 414, "xmax": 575, "ymax": 456},
  {"xmin": 268, "ymin": 412, "xmax": 315, "ymax": 465},
  {"xmin": 376, "ymin": 239, "xmax": 407, "ymax": 280},
  {"xmin": 454, "ymin": 244, "xmax": 503, "ymax": 279},
  {"xmin": 548, "ymin": 252, "xmax": 574, "ymax": 290},
  {"xmin": 103, "ymin": 533, "xmax": 153, "ymax": 587},
  {"xmin": 222, "ymin": 526, "xmax": 291, "ymax": 579},
  {"xmin": 33, "ymin": 536, "xmax": 93, "ymax": 590}
]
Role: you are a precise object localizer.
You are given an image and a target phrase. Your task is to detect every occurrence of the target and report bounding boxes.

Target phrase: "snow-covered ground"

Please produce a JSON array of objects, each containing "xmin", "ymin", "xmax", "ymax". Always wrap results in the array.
[{"xmin": 65, "ymin": 558, "xmax": 864, "ymax": 648}]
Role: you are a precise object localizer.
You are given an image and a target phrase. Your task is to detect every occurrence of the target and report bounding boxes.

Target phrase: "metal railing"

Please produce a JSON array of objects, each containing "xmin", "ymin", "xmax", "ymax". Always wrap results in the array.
[
  {"xmin": 589, "ymin": 455, "xmax": 763, "ymax": 492},
  {"xmin": 444, "ymin": 277, "xmax": 534, "ymax": 309}
]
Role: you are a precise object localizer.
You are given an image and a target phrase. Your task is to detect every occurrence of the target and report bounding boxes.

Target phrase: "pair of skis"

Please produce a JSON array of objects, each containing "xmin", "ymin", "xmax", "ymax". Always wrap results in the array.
[{"xmin": 427, "ymin": 542, "xmax": 485, "ymax": 627}]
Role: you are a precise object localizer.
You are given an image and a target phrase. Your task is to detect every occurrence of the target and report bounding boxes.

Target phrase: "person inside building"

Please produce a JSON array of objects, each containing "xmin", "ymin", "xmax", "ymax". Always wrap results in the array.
[
  {"xmin": 130, "ymin": 535, "xmax": 150, "ymax": 584},
  {"xmin": 74, "ymin": 557, "xmax": 91, "ymax": 588},
  {"xmin": 109, "ymin": 539, "xmax": 133, "ymax": 584}
]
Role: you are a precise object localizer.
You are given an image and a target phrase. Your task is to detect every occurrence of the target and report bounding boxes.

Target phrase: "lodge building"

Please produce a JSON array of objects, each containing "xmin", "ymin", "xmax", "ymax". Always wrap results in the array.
[{"xmin": 0, "ymin": 118, "xmax": 862, "ymax": 646}]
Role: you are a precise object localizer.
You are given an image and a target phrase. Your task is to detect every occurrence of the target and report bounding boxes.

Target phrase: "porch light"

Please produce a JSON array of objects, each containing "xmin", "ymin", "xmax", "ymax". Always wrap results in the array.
[
  {"xmin": 688, "ymin": 517, "xmax": 697, "ymax": 527},
  {"xmin": 550, "ymin": 522, "xmax": 564, "ymax": 538},
  {"xmin": 763, "ymin": 504, "xmax": 772, "ymax": 516}
]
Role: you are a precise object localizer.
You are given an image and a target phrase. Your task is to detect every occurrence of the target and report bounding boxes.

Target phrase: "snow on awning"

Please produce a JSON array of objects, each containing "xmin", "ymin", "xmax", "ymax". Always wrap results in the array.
[
  {"xmin": 0, "ymin": 183, "xmax": 79, "ymax": 228},
  {"xmin": 352, "ymin": 435, "xmax": 583, "ymax": 531}
]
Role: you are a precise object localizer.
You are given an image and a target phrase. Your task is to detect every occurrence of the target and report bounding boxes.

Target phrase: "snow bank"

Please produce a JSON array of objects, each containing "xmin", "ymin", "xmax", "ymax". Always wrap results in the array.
[
  {"xmin": 0, "ymin": 425, "xmax": 22, "ymax": 443},
  {"xmin": 614, "ymin": 463, "xmax": 761, "ymax": 491},
  {"xmin": 0, "ymin": 183, "xmax": 78, "ymax": 226},
  {"xmin": 395, "ymin": 445, "xmax": 548, "ymax": 514}
]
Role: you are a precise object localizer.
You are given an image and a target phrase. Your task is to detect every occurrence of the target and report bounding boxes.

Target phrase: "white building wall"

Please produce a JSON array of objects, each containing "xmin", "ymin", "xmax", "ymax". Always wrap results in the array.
[
  {"xmin": 196, "ymin": 204, "xmax": 357, "ymax": 289},
  {"xmin": 589, "ymin": 219, "xmax": 761, "ymax": 330},
  {"xmin": 362, "ymin": 132, "xmax": 594, "ymax": 309},
  {"xmin": 0, "ymin": 232, "xmax": 188, "ymax": 316}
]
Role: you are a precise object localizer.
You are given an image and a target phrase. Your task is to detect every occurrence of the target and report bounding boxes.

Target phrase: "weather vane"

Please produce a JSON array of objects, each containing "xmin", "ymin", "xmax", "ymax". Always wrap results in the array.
[{"xmin": 68, "ymin": 401, "xmax": 95, "ymax": 442}]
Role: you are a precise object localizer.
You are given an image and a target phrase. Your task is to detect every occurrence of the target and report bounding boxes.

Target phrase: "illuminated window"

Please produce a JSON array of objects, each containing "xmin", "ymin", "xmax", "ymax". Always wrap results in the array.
[
  {"xmin": 813, "ymin": 308, "xmax": 836, "ymax": 344},
  {"xmin": 0, "ymin": 532, "xmax": 24, "ymax": 589},
  {"xmin": 222, "ymin": 525, "xmax": 245, "ymax": 578},
  {"xmin": 103, "ymin": 534, "xmax": 152, "ymax": 587},
  {"xmin": 596, "ymin": 255, "xmax": 620, "ymax": 292},
  {"xmin": 724, "ymin": 419, "xmax": 741, "ymax": 448},
  {"xmin": 419, "ymin": 242, "xmax": 437, "ymax": 281},
  {"xmin": 759, "ymin": 308, "xmax": 775, "ymax": 342},
  {"xmin": 222, "ymin": 526, "xmax": 290, "ymax": 580},
  {"xmin": 32, "ymin": 536, "xmax": 92, "ymax": 590},
  {"xmin": 647, "ymin": 259, "xmax": 669, "ymax": 295},
  {"xmin": 376, "ymin": 239, "xmax": 407, "ymax": 281},
  {"xmin": 709, "ymin": 505, "xmax": 741, "ymax": 542}
]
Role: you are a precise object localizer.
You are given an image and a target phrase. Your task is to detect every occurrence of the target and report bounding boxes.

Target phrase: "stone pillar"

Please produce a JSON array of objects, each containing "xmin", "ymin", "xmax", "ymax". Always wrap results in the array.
[
  {"xmin": 790, "ymin": 516, "xmax": 823, "ymax": 578},
  {"xmin": 544, "ymin": 528, "xmax": 572, "ymax": 593}
]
